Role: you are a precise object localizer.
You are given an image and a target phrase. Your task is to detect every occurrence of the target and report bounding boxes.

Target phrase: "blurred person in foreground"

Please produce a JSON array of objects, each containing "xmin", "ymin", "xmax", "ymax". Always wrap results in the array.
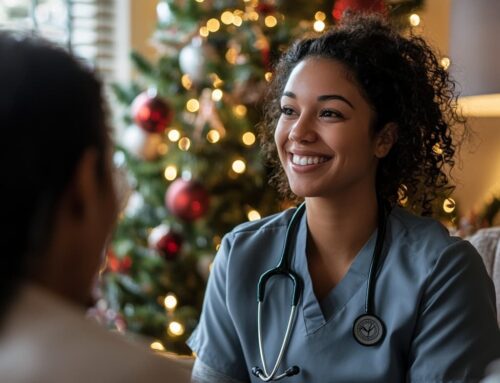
[{"xmin": 0, "ymin": 31, "xmax": 189, "ymax": 383}]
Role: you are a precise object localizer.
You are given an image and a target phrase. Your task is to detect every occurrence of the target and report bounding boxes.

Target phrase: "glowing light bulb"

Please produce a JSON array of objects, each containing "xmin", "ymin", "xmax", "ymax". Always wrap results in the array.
[
  {"xmin": 186, "ymin": 98, "xmax": 200, "ymax": 112},
  {"xmin": 168, "ymin": 321, "xmax": 185, "ymax": 337},
  {"xmin": 264, "ymin": 15, "xmax": 277, "ymax": 28},
  {"xmin": 233, "ymin": 15, "xmax": 243, "ymax": 26},
  {"xmin": 207, "ymin": 18, "xmax": 220, "ymax": 32},
  {"xmin": 221, "ymin": 11, "xmax": 234, "ymax": 25},
  {"xmin": 226, "ymin": 48, "xmax": 238, "ymax": 64},
  {"xmin": 167, "ymin": 129, "xmax": 181, "ymax": 142},
  {"xmin": 440, "ymin": 57, "xmax": 451, "ymax": 70},
  {"xmin": 432, "ymin": 143, "xmax": 443, "ymax": 155},
  {"xmin": 178, "ymin": 137, "xmax": 191, "ymax": 151},
  {"xmin": 232, "ymin": 159, "xmax": 246, "ymax": 174},
  {"xmin": 265, "ymin": 72, "xmax": 273, "ymax": 82},
  {"xmin": 164, "ymin": 165, "xmax": 178, "ymax": 181},
  {"xmin": 181, "ymin": 74, "xmax": 192, "ymax": 90},
  {"xmin": 212, "ymin": 89, "xmax": 223, "ymax": 102},
  {"xmin": 199, "ymin": 26, "xmax": 209, "ymax": 37},
  {"xmin": 242, "ymin": 132, "xmax": 256, "ymax": 146},
  {"xmin": 248, "ymin": 11, "xmax": 259, "ymax": 21},
  {"xmin": 443, "ymin": 198, "xmax": 456, "ymax": 213},
  {"xmin": 233, "ymin": 104, "xmax": 247, "ymax": 118},
  {"xmin": 164, "ymin": 294, "xmax": 178, "ymax": 310},
  {"xmin": 150, "ymin": 341, "xmax": 165, "ymax": 351},
  {"xmin": 247, "ymin": 210, "xmax": 261, "ymax": 221},
  {"xmin": 409, "ymin": 14, "xmax": 421, "ymax": 27},
  {"xmin": 207, "ymin": 129, "xmax": 221, "ymax": 143},
  {"xmin": 313, "ymin": 20, "xmax": 325, "ymax": 32},
  {"xmin": 315, "ymin": 11, "xmax": 326, "ymax": 21}
]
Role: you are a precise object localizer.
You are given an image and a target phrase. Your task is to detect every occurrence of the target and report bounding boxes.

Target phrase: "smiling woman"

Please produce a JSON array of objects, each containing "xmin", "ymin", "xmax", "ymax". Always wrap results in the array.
[{"xmin": 188, "ymin": 12, "xmax": 500, "ymax": 383}]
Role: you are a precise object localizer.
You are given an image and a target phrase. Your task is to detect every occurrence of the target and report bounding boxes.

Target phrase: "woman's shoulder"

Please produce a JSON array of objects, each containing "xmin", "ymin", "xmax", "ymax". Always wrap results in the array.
[
  {"xmin": 229, "ymin": 208, "xmax": 296, "ymax": 237},
  {"xmin": 389, "ymin": 206, "xmax": 477, "ymax": 258}
]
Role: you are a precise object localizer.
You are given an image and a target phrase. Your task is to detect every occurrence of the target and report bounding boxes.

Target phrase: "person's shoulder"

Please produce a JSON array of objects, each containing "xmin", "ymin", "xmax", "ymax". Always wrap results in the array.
[
  {"xmin": 229, "ymin": 208, "xmax": 295, "ymax": 237},
  {"xmin": 389, "ymin": 206, "xmax": 477, "ymax": 260}
]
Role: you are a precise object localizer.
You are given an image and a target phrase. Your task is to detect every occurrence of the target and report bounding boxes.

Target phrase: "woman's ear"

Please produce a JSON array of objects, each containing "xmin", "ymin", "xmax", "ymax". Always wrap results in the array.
[{"xmin": 374, "ymin": 122, "xmax": 398, "ymax": 159}]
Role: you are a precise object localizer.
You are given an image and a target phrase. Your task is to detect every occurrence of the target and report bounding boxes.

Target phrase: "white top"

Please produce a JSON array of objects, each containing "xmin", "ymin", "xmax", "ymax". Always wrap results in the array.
[{"xmin": 0, "ymin": 283, "xmax": 190, "ymax": 383}]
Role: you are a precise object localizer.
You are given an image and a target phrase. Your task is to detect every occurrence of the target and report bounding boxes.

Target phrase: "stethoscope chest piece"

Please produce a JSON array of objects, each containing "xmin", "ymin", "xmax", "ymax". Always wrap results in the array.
[{"xmin": 353, "ymin": 314, "xmax": 385, "ymax": 346}]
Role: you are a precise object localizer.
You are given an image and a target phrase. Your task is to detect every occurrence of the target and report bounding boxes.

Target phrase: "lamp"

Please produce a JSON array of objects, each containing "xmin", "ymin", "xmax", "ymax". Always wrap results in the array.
[{"xmin": 450, "ymin": 0, "xmax": 500, "ymax": 117}]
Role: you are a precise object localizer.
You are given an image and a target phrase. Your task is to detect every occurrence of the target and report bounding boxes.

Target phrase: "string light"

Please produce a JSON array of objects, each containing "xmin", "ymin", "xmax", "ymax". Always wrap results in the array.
[
  {"xmin": 150, "ymin": 341, "xmax": 165, "ymax": 351},
  {"xmin": 186, "ymin": 98, "xmax": 200, "ymax": 112},
  {"xmin": 157, "ymin": 143, "xmax": 168, "ymax": 155},
  {"xmin": 398, "ymin": 185, "xmax": 409, "ymax": 207},
  {"xmin": 232, "ymin": 159, "xmax": 246, "ymax": 174},
  {"xmin": 221, "ymin": 11, "xmax": 234, "ymax": 25},
  {"xmin": 181, "ymin": 74, "xmax": 192, "ymax": 90},
  {"xmin": 199, "ymin": 26, "xmax": 209, "ymax": 37},
  {"xmin": 178, "ymin": 137, "xmax": 191, "ymax": 151},
  {"xmin": 210, "ymin": 73, "xmax": 224, "ymax": 88},
  {"xmin": 264, "ymin": 15, "xmax": 277, "ymax": 28},
  {"xmin": 207, "ymin": 129, "xmax": 221, "ymax": 143},
  {"xmin": 212, "ymin": 89, "xmax": 223, "ymax": 102},
  {"xmin": 164, "ymin": 294, "xmax": 178, "ymax": 311},
  {"xmin": 265, "ymin": 72, "xmax": 273, "ymax": 82},
  {"xmin": 313, "ymin": 20, "xmax": 325, "ymax": 32},
  {"xmin": 233, "ymin": 104, "xmax": 247, "ymax": 118},
  {"xmin": 315, "ymin": 11, "xmax": 326, "ymax": 21},
  {"xmin": 440, "ymin": 57, "xmax": 451, "ymax": 70},
  {"xmin": 443, "ymin": 198, "xmax": 456, "ymax": 213},
  {"xmin": 242, "ymin": 131, "xmax": 256, "ymax": 145},
  {"xmin": 167, "ymin": 129, "xmax": 181, "ymax": 142},
  {"xmin": 207, "ymin": 18, "xmax": 220, "ymax": 32},
  {"xmin": 247, "ymin": 209, "xmax": 261, "ymax": 221},
  {"xmin": 432, "ymin": 143, "xmax": 443, "ymax": 155},
  {"xmin": 168, "ymin": 321, "xmax": 185, "ymax": 337},
  {"xmin": 226, "ymin": 48, "xmax": 238, "ymax": 64},
  {"xmin": 164, "ymin": 165, "xmax": 178, "ymax": 181},
  {"xmin": 233, "ymin": 15, "xmax": 243, "ymax": 26},
  {"xmin": 195, "ymin": 0, "xmax": 204, "ymax": 2},
  {"xmin": 409, "ymin": 14, "xmax": 421, "ymax": 27},
  {"xmin": 248, "ymin": 11, "xmax": 259, "ymax": 21}
]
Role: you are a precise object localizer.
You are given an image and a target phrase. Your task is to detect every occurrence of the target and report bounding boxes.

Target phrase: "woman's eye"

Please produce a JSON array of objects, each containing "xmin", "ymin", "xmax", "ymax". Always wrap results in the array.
[
  {"xmin": 280, "ymin": 106, "xmax": 295, "ymax": 116},
  {"xmin": 320, "ymin": 109, "xmax": 342, "ymax": 118}
]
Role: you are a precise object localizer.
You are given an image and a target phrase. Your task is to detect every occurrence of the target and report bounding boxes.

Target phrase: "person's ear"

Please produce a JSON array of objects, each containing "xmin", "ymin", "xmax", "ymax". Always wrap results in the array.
[{"xmin": 374, "ymin": 122, "xmax": 398, "ymax": 159}]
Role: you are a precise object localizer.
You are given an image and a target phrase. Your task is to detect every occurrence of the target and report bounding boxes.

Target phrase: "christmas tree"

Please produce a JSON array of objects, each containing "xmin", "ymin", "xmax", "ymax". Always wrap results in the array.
[{"xmin": 99, "ymin": 0, "xmax": 425, "ymax": 355}]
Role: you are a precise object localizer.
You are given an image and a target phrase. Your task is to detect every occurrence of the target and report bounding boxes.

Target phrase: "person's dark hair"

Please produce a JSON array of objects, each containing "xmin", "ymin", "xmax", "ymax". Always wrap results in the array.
[
  {"xmin": 0, "ymin": 32, "xmax": 110, "ymax": 313},
  {"xmin": 260, "ymin": 12, "xmax": 467, "ymax": 215}
]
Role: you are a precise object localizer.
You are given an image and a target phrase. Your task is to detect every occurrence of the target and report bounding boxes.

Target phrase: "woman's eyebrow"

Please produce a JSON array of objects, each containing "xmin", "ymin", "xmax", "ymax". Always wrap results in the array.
[{"xmin": 281, "ymin": 91, "xmax": 354, "ymax": 109}]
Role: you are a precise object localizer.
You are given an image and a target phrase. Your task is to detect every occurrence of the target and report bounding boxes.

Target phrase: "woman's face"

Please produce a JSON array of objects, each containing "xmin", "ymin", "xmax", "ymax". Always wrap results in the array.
[{"xmin": 275, "ymin": 57, "xmax": 383, "ymax": 200}]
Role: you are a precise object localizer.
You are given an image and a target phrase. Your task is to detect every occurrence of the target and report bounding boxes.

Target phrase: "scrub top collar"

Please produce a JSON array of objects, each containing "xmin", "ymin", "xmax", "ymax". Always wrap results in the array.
[{"xmin": 292, "ymin": 210, "xmax": 388, "ymax": 335}]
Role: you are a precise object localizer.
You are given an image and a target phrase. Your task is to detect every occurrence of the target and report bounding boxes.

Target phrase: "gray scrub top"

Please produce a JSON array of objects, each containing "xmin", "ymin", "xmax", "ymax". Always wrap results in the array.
[{"xmin": 188, "ymin": 207, "xmax": 500, "ymax": 382}]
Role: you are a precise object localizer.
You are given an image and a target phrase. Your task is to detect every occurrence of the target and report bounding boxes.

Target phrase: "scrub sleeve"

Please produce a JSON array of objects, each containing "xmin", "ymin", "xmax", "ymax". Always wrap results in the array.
[
  {"xmin": 187, "ymin": 233, "xmax": 248, "ymax": 382},
  {"xmin": 408, "ymin": 240, "xmax": 500, "ymax": 382}
]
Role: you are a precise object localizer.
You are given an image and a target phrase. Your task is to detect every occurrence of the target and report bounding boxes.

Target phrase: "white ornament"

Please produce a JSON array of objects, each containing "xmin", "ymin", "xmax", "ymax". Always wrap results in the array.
[
  {"xmin": 179, "ymin": 37, "xmax": 215, "ymax": 84},
  {"xmin": 121, "ymin": 125, "xmax": 163, "ymax": 161},
  {"xmin": 124, "ymin": 191, "xmax": 144, "ymax": 218},
  {"xmin": 156, "ymin": 1, "xmax": 173, "ymax": 24}
]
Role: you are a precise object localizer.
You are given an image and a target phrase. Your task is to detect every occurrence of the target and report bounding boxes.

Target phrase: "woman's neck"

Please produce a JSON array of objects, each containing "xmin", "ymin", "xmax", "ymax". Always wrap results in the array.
[{"xmin": 304, "ymin": 191, "xmax": 380, "ymax": 300}]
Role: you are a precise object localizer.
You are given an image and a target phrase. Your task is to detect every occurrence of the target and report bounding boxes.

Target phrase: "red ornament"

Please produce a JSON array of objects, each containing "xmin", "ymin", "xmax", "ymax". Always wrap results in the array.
[
  {"xmin": 148, "ymin": 224, "xmax": 183, "ymax": 260},
  {"xmin": 165, "ymin": 179, "xmax": 210, "ymax": 222},
  {"xmin": 131, "ymin": 90, "xmax": 173, "ymax": 134},
  {"xmin": 106, "ymin": 249, "xmax": 132, "ymax": 273},
  {"xmin": 332, "ymin": 0, "xmax": 386, "ymax": 21},
  {"xmin": 255, "ymin": 3, "xmax": 276, "ymax": 15}
]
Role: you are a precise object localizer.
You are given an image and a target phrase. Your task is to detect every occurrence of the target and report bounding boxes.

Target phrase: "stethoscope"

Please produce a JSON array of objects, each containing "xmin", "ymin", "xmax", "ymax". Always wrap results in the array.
[{"xmin": 251, "ymin": 202, "xmax": 388, "ymax": 381}]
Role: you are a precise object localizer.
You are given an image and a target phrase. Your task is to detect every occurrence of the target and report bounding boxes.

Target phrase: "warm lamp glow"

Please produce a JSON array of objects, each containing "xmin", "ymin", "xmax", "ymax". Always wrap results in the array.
[
  {"xmin": 167, "ymin": 129, "xmax": 181, "ymax": 142},
  {"xmin": 242, "ymin": 132, "xmax": 256, "ymax": 145},
  {"xmin": 314, "ymin": 20, "xmax": 325, "ymax": 32},
  {"xmin": 458, "ymin": 94, "xmax": 500, "ymax": 117},
  {"xmin": 168, "ymin": 321, "xmax": 185, "ymax": 337},
  {"xmin": 247, "ymin": 210, "xmax": 261, "ymax": 221},
  {"xmin": 264, "ymin": 15, "xmax": 277, "ymax": 28},
  {"xmin": 232, "ymin": 159, "xmax": 246, "ymax": 174},
  {"xmin": 409, "ymin": 14, "xmax": 421, "ymax": 26},
  {"xmin": 164, "ymin": 165, "xmax": 178, "ymax": 181},
  {"xmin": 186, "ymin": 99, "xmax": 200, "ymax": 112}
]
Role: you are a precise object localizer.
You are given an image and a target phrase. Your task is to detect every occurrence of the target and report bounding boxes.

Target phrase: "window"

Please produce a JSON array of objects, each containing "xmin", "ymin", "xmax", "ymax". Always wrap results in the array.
[{"xmin": 0, "ymin": 0, "xmax": 127, "ymax": 83}]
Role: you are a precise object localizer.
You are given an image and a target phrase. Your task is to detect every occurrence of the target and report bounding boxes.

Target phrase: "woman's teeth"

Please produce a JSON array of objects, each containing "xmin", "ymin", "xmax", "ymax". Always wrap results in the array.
[{"xmin": 291, "ymin": 154, "xmax": 329, "ymax": 166}]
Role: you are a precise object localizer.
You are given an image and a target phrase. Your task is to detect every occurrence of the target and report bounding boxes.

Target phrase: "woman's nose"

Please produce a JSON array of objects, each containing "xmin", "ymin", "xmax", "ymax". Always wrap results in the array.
[{"xmin": 288, "ymin": 116, "xmax": 317, "ymax": 143}]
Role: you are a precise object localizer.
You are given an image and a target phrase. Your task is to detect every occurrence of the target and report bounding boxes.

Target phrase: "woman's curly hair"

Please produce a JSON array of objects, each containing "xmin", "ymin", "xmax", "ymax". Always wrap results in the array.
[{"xmin": 259, "ymin": 13, "xmax": 467, "ymax": 216}]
